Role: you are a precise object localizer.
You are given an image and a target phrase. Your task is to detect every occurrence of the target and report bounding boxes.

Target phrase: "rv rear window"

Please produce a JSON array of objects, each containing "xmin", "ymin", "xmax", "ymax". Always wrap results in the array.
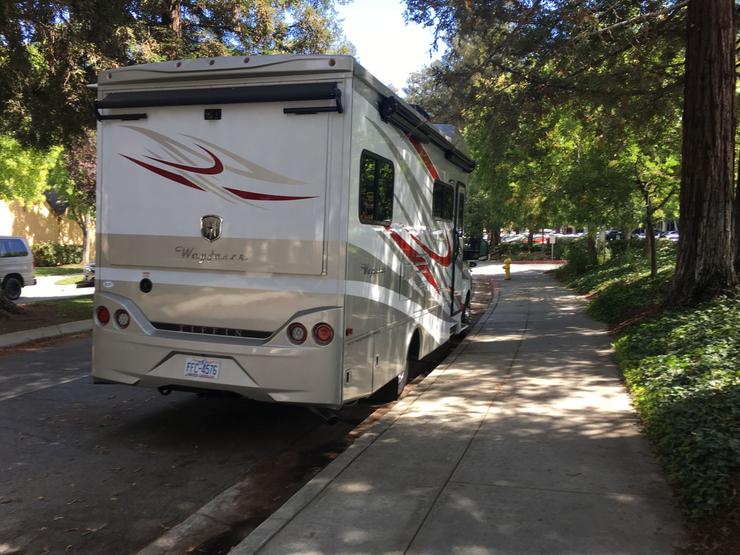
[
  {"xmin": 359, "ymin": 151, "xmax": 394, "ymax": 225},
  {"xmin": 433, "ymin": 181, "xmax": 454, "ymax": 221}
]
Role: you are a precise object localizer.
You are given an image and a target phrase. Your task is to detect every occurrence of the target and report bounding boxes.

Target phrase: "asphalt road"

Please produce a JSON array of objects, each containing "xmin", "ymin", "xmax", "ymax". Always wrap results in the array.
[
  {"xmin": 0, "ymin": 272, "xmax": 496, "ymax": 554},
  {"xmin": 0, "ymin": 337, "xmax": 370, "ymax": 554}
]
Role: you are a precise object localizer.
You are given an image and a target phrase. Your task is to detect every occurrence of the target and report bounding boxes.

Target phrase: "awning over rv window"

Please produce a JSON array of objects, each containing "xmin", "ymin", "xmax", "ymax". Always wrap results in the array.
[
  {"xmin": 96, "ymin": 82, "xmax": 342, "ymax": 111},
  {"xmin": 378, "ymin": 96, "xmax": 476, "ymax": 173}
]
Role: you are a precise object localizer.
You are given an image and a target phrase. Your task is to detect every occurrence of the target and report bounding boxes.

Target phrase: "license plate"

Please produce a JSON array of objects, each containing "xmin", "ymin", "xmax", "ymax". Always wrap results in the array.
[{"xmin": 184, "ymin": 357, "xmax": 221, "ymax": 380}]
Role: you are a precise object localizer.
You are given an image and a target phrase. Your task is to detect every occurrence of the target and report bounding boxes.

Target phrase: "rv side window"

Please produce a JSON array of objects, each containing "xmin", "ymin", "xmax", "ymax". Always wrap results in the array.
[
  {"xmin": 433, "ymin": 181, "xmax": 454, "ymax": 221},
  {"xmin": 359, "ymin": 150, "xmax": 394, "ymax": 225}
]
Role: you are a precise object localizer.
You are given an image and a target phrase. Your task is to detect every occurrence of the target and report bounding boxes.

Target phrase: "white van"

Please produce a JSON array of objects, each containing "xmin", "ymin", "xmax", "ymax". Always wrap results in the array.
[
  {"xmin": 92, "ymin": 55, "xmax": 475, "ymax": 408},
  {"xmin": 0, "ymin": 236, "xmax": 35, "ymax": 300}
]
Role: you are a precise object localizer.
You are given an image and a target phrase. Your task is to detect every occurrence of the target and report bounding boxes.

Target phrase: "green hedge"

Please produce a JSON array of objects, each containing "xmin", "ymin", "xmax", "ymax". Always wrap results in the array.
[{"xmin": 32, "ymin": 242, "xmax": 83, "ymax": 267}]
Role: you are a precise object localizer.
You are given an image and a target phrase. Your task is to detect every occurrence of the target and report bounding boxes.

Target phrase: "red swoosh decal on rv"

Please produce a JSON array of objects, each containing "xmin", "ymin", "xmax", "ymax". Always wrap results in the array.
[
  {"xmin": 120, "ymin": 155, "xmax": 204, "ymax": 190},
  {"xmin": 386, "ymin": 228, "xmax": 440, "ymax": 293},
  {"xmin": 121, "ymin": 142, "xmax": 315, "ymax": 201},
  {"xmin": 408, "ymin": 136, "xmax": 439, "ymax": 180},
  {"xmin": 144, "ymin": 145, "xmax": 224, "ymax": 175},
  {"xmin": 224, "ymin": 188, "xmax": 316, "ymax": 201},
  {"xmin": 410, "ymin": 234, "xmax": 452, "ymax": 266}
]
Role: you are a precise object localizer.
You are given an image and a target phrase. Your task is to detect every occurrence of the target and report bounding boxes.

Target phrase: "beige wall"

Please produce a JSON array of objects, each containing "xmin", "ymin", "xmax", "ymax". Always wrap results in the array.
[{"xmin": 0, "ymin": 199, "xmax": 94, "ymax": 246}]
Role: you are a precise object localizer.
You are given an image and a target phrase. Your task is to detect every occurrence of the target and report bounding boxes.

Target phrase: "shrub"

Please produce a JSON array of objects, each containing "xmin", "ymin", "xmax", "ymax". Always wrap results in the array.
[
  {"xmin": 607, "ymin": 238, "xmax": 640, "ymax": 258},
  {"xmin": 560, "ymin": 238, "xmax": 593, "ymax": 276},
  {"xmin": 32, "ymin": 242, "xmax": 82, "ymax": 266}
]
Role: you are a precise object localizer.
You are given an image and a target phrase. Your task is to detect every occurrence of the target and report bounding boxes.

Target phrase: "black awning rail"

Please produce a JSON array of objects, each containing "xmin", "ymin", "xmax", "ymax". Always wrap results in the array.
[
  {"xmin": 378, "ymin": 96, "xmax": 476, "ymax": 173},
  {"xmin": 94, "ymin": 82, "xmax": 343, "ymax": 120}
]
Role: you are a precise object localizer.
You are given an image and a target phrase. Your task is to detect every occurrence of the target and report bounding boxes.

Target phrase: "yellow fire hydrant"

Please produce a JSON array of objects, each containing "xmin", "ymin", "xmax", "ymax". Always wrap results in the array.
[{"xmin": 503, "ymin": 257, "xmax": 512, "ymax": 280}]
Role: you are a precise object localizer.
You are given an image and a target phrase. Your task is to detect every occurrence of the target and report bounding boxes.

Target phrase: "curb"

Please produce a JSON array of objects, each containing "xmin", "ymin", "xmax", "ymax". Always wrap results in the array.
[
  {"xmin": 230, "ymin": 278, "xmax": 502, "ymax": 554},
  {"xmin": 0, "ymin": 319, "xmax": 92, "ymax": 348}
]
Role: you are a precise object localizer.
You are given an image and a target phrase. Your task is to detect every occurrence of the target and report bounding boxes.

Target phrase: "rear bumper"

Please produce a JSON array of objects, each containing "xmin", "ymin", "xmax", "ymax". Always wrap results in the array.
[{"xmin": 92, "ymin": 292, "xmax": 344, "ymax": 407}]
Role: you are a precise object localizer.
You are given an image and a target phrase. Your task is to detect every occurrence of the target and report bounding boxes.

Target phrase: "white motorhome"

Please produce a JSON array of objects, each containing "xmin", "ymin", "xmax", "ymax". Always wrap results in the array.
[{"xmin": 92, "ymin": 55, "xmax": 475, "ymax": 408}]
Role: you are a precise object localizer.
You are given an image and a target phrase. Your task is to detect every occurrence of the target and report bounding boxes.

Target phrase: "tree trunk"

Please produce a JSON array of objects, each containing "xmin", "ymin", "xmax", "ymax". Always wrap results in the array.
[
  {"xmin": 81, "ymin": 211, "xmax": 93, "ymax": 265},
  {"xmin": 670, "ymin": 0, "xmax": 736, "ymax": 305},
  {"xmin": 639, "ymin": 183, "xmax": 658, "ymax": 277},
  {"xmin": 0, "ymin": 291, "xmax": 23, "ymax": 315},
  {"xmin": 735, "ymin": 153, "xmax": 740, "ymax": 271},
  {"xmin": 163, "ymin": 1, "xmax": 182, "ymax": 36},
  {"xmin": 586, "ymin": 235, "xmax": 597, "ymax": 267}
]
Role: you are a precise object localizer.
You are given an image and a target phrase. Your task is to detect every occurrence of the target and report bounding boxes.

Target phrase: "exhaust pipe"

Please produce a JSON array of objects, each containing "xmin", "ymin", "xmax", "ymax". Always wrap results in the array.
[{"xmin": 309, "ymin": 407, "xmax": 339, "ymax": 425}]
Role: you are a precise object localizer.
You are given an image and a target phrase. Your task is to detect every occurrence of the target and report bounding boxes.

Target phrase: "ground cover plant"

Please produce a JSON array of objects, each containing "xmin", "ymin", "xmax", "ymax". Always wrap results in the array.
[
  {"xmin": 560, "ymin": 239, "xmax": 676, "ymax": 324},
  {"xmin": 614, "ymin": 297, "xmax": 740, "ymax": 520},
  {"xmin": 559, "ymin": 239, "xmax": 739, "ymax": 551}
]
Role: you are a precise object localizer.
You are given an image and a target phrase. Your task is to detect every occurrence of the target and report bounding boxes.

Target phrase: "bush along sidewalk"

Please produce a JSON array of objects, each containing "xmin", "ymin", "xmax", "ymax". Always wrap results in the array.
[{"xmin": 558, "ymin": 239, "xmax": 739, "ymax": 551}]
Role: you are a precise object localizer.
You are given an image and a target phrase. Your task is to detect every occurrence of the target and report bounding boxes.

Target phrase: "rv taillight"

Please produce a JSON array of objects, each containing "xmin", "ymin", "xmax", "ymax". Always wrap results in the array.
[
  {"xmin": 313, "ymin": 323, "xmax": 334, "ymax": 345},
  {"xmin": 115, "ymin": 309, "xmax": 130, "ymax": 329},
  {"xmin": 287, "ymin": 323, "xmax": 307, "ymax": 345},
  {"xmin": 96, "ymin": 306, "xmax": 110, "ymax": 325}
]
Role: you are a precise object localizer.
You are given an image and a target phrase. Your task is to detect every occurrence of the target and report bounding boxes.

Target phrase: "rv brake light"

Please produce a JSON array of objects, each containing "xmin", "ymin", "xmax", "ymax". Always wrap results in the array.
[
  {"xmin": 96, "ymin": 306, "xmax": 110, "ymax": 325},
  {"xmin": 287, "ymin": 323, "xmax": 307, "ymax": 345},
  {"xmin": 115, "ymin": 310, "xmax": 130, "ymax": 329},
  {"xmin": 313, "ymin": 323, "xmax": 334, "ymax": 346}
]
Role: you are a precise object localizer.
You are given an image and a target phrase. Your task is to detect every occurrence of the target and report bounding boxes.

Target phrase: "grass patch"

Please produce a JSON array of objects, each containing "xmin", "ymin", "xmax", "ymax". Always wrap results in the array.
[
  {"xmin": 559, "ymin": 240, "xmax": 739, "ymax": 547},
  {"xmin": 35, "ymin": 264, "xmax": 84, "ymax": 277},
  {"xmin": 24, "ymin": 297, "xmax": 93, "ymax": 320},
  {"xmin": 55, "ymin": 274, "xmax": 84, "ymax": 286}
]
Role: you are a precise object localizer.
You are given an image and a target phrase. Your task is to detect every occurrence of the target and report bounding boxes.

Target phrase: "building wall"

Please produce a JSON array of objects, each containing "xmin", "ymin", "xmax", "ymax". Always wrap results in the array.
[{"xmin": 0, "ymin": 199, "xmax": 94, "ymax": 246}]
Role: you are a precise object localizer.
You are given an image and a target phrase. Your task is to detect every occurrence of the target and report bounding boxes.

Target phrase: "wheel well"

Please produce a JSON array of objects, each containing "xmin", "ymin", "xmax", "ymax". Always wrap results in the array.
[
  {"xmin": 3, "ymin": 273, "xmax": 23, "ymax": 287},
  {"xmin": 408, "ymin": 329, "xmax": 421, "ymax": 361}
]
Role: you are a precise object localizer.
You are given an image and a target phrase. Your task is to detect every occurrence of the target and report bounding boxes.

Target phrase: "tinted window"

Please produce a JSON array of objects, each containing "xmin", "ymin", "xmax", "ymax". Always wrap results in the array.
[
  {"xmin": 359, "ymin": 151, "xmax": 394, "ymax": 225},
  {"xmin": 0, "ymin": 239, "xmax": 28, "ymax": 258},
  {"xmin": 433, "ymin": 181, "xmax": 454, "ymax": 221}
]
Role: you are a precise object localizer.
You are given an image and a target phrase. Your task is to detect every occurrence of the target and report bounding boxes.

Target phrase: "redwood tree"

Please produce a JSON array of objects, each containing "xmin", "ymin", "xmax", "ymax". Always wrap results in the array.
[{"xmin": 670, "ymin": 0, "xmax": 737, "ymax": 305}]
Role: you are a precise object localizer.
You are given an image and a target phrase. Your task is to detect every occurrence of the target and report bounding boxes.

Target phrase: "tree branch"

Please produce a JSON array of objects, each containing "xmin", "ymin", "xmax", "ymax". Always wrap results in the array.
[{"xmin": 580, "ymin": 0, "xmax": 690, "ymax": 38}]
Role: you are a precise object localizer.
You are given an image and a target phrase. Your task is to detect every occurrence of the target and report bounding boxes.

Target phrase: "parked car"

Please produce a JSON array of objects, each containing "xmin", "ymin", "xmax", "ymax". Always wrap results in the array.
[
  {"xmin": 664, "ymin": 231, "xmax": 679, "ymax": 242},
  {"xmin": 80, "ymin": 262, "xmax": 95, "ymax": 286},
  {"xmin": 0, "ymin": 236, "xmax": 35, "ymax": 300},
  {"xmin": 605, "ymin": 229, "xmax": 624, "ymax": 241}
]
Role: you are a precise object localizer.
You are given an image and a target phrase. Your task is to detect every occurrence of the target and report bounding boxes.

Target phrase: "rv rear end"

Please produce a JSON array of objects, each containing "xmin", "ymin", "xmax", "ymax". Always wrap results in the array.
[{"xmin": 92, "ymin": 56, "xmax": 351, "ymax": 407}]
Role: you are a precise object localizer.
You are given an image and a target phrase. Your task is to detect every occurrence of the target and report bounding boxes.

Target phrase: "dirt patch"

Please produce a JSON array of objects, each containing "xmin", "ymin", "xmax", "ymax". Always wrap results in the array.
[
  {"xmin": 0, "ymin": 298, "xmax": 92, "ymax": 335},
  {"xmin": 684, "ymin": 499, "xmax": 740, "ymax": 555},
  {"xmin": 608, "ymin": 303, "xmax": 664, "ymax": 335}
]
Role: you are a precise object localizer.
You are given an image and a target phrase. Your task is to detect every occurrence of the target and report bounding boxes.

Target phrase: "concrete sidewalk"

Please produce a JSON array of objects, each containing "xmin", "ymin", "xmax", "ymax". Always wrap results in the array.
[
  {"xmin": 232, "ymin": 265, "xmax": 685, "ymax": 555},
  {"xmin": 18, "ymin": 274, "xmax": 93, "ymax": 303}
]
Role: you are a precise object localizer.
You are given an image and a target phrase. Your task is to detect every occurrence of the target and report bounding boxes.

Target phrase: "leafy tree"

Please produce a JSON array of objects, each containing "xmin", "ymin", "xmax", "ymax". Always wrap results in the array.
[
  {"xmin": 404, "ymin": 0, "xmax": 736, "ymax": 304},
  {"xmin": 0, "ymin": 134, "xmax": 61, "ymax": 205},
  {"xmin": 48, "ymin": 131, "xmax": 96, "ymax": 265},
  {"xmin": 0, "ymin": 0, "xmax": 352, "ymax": 148}
]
